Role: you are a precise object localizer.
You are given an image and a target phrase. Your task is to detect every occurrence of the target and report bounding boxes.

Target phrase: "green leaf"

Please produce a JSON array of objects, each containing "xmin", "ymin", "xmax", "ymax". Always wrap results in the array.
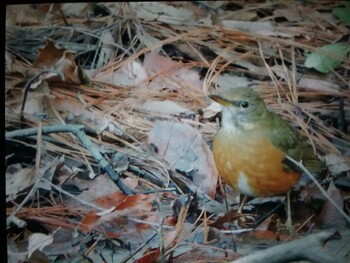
[
  {"xmin": 332, "ymin": 3, "xmax": 350, "ymax": 25},
  {"xmin": 304, "ymin": 43, "xmax": 350, "ymax": 73}
]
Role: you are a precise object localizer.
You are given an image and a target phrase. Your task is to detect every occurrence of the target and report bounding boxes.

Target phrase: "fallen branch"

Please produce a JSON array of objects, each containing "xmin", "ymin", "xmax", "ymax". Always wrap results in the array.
[
  {"xmin": 6, "ymin": 124, "xmax": 134, "ymax": 195},
  {"xmin": 233, "ymin": 231, "xmax": 347, "ymax": 263}
]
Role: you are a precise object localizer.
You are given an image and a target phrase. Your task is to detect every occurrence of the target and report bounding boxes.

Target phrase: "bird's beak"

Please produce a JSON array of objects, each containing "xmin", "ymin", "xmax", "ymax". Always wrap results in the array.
[{"xmin": 209, "ymin": 95, "xmax": 231, "ymax": 107}]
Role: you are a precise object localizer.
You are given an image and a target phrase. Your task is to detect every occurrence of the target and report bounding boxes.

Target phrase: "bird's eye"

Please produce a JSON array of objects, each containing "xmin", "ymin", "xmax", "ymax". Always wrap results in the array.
[{"xmin": 239, "ymin": 100, "xmax": 249, "ymax": 108}]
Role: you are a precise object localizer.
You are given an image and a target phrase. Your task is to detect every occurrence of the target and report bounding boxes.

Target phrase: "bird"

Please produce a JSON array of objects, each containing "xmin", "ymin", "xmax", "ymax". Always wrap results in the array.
[{"xmin": 209, "ymin": 87, "xmax": 324, "ymax": 230}]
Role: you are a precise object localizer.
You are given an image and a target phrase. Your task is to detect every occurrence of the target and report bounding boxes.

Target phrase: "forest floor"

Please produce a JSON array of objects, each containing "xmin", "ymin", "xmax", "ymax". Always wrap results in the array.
[{"xmin": 5, "ymin": 2, "xmax": 350, "ymax": 262}]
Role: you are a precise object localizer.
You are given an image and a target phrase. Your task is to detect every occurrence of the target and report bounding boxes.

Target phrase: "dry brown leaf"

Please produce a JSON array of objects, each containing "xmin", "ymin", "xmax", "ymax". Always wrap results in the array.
[
  {"xmin": 274, "ymin": 6, "xmax": 307, "ymax": 22},
  {"xmin": 33, "ymin": 41, "xmax": 80, "ymax": 83},
  {"xmin": 144, "ymin": 53, "xmax": 203, "ymax": 91},
  {"xmin": 6, "ymin": 165, "xmax": 36, "ymax": 201},
  {"xmin": 220, "ymin": 10, "xmax": 258, "ymax": 21},
  {"xmin": 50, "ymin": 96, "xmax": 85, "ymax": 116},
  {"xmin": 70, "ymin": 173, "xmax": 121, "ymax": 204},
  {"xmin": 130, "ymin": 2, "xmax": 194, "ymax": 25},
  {"xmin": 136, "ymin": 247, "xmax": 161, "ymax": 263},
  {"xmin": 96, "ymin": 60, "xmax": 148, "ymax": 86},
  {"xmin": 79, "ymin": 193, "xmax": 169, "ymax": 250},
  {"xmin": 7, "ymin": 240, "xmax": 28, "ymax": 263},
  {"xmin": 144, "ymin": 52, "xmax": 183, "ymax": 74},
  {"xmin": 221, "ymin": 20, "xmax": 296, "ymax": 38},
  {"xmin": 271, "ymin": 65, "xmax": 340, "ymax": 92},
  {"xmin": 49, "ymin": 95, "xmax": 121, "ymax": 134},
  {"xmin": 79, "ymin": 193, "xmax": 156, "ymax": 232},
  {"xmin": 148, "ymin": 120, "xmax": 218, "ymax": 198},
  {"xmin": 141, "ymin": 100, "xmax": 192, "ymax": 115},
  {"xmin": 61, "ymin": 3, "xmax": 91, "ymax": 18},
  {"xmin": 5, "ymin": 1, "xmax": 350, "ymax": 261},
  {"xmin": 6, "ymin": 4, "xmax": 59, "ymax": 26},
  {"xmin": 316, "ymin": 180, "xmax": 346, "ymax": 229}
]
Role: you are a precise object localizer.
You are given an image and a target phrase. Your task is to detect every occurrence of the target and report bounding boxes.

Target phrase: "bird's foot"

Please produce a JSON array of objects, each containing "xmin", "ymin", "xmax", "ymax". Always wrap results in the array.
[
  {"xmin": 237, "ymin": 211, "xmax": 256, "ymax": 228},
  {"xmin": 276, "ymin": 218, "xmax": 295, "ymax": 233},
  {"xmin": 284, "ymin": 217, "xmax": 295, "ymax": 233}
]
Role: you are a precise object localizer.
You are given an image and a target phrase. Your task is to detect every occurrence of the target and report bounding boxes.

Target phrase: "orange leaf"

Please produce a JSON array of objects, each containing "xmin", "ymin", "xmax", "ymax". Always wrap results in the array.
[
  {"xmin": 104, "ymin": 231, "xmax": 121, "ymax": 239},
  {"xmin": 33, "ymin": 41, "xmax": 80, "ymax": 83},
  {"xmin": 95, "ymin": 192, "xmax": 127, "ymax": 208},
  {"xmin": 136, "ymin": 247, "xmax": 161, "ymax": 263},
  {"xmin": 79, "ymin": 211, "xmax": 100, "ymax": 232},
  {"xmin": 253, "ymin": 230, "xmax": 288, "ymax": 241},
  {"xmin": 115, "ymin": 194, "xmax": 152, "ymax": 210}
]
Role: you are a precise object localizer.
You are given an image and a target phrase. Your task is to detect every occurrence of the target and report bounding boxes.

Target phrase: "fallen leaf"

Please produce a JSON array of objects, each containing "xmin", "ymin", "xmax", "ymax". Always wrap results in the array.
[
  {"xmin": 61, "ymin": 3, "xmax": 91, "ymax": 18},
  {"xmin": 332, "ymin": 3, "xmax": 350, "ymax": 25},
  {"xmin": 93, "ymin": 192, "xmax": 129, "ymax": 208},
  {"xmin": 272, "ymin": 65, "xmax": 340, "ymax": 92},
  {"xmin": 28, "ymin": 233, "xmax": 53, "ymax": 258},
  {"xmin": 130, "ymin": 2, "xmax": 194, "ymax": 25},
  {"xmin": 252, "ymin": 230, "xmax": 287, "ymax": 240},
  {"xmin": 255, "ymin": 214, "xmax": 275, "ymax": 231},
  {"xmin": 68, "ymin": 174, "xmax": 122, "ymax": 206},
  {"xmin": 304, "ymin": 43, "xmax": 350, "ymax": 73},
  {"xmin": 50, "ymin": 95, "xmax": 120, "ymax": 134},
  {"xmin": 95, "ymin": 30, "xmax": 116, "ymax": 68},
  {"xmin": 221, "ymin": 10, "xmax": 257, "ymax": 21},
  {"xmin": 12, "ymin": 80, "xmax": 51, "ymax": 116},
  {"xmin": 33, "ymin": 41, "xmax": 80, "ymax": 83},
  {"xmin": 7, "ymin": 239, "xmax": 28, "ymax": 263},
  {"xmin": 324, "ymin": 153, "xmax": 350, "ymax": 175},
  {"xmin": 148, "ymin": 121, "xmax": 218, "ymax": 198},
  {"xmin": 144, "ymin": 52, "xmax": 203, "ymax": 91},
  {"xmin": 79, "ymin": 193, "xmax": 156, "ymax": 232},
  {"xmin": 216, "ymin": 74, "xmax": 253, "ymax": 92},
  {"xmin": 136, "ymin": 247, "xmax": 160, "ymax": 263},
  {"xmin": 6, "ymin": 4, "xmax": 59, "ymax": 26},
  {"xmin": 202, "ymin": 101, "xmax": 223, "ymax": 119},
  {"xmin": 221, "ymin": 20, "xmax": 296, "ymax": 38},
  {"xmin": 141, "ymin": 100, "xmax": 192, "ymax": 115},
  {"xmin": 274, "ymin": 6, "xmax": 306, "ymax": 22},
  {"xmin": 316, "ymin": 180, "xmax": 346, "ymax": 229},
  {"xmin": 79, "ymin": 211, "xmax": 101, "ymax": 233},
  {"xmin": 6, "ymin": 165, "xmax": 36, "ymax": 201},
  {"xmin": 50, "ymin": 96, "xmax": 85, "ymax": 116},
  {"xmin": 96, "ymin": 60, "xmax": 148, "ymax": 87},
  {"xmin": 6, "ymin": 156, "xmax": 62, "ymax": 201}
]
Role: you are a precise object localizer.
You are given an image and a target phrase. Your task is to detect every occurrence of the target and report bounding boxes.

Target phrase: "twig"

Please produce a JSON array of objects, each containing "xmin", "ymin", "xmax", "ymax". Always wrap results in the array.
[
  {"xmin": 233, "ymin": 231, "xmax": 347, "ymax": 263},
  {"xmin": 6, "ymin": 124, "xmax": 134, "ymax": 195},
  {"xmin": 7, "ymin": 157, "xmax": 60, "ymax": 228},
  {"xmin": 41, "ymin": 177, "xmax": 107, "ymax": 212},
  {"xmin": 286, "ymin": 214, "xmax": 316, "ymax": 242},
  {"xmin": 21, "ymin": 70, "xmax": 64, "ymax": 119},
  {"xmin": 286, "ymin": 155, "xmax": 350, "ymax": 224},
  {"xmin": 121, "ymin": 232, "xmax": 158, "ymax": 263}
]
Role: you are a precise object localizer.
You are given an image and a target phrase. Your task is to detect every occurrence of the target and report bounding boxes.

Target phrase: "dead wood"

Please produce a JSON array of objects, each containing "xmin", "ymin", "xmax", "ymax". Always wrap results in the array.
[{"xmin": 233, "ymin": 231, "xmax": 347, "ymax": 263}]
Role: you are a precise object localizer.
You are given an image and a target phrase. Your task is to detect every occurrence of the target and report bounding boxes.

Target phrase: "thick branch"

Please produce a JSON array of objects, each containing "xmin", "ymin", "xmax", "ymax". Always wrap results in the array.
[
  {"xmin": 233, "ymin": 231, "xmax": 347, "ymax": 263},
  {"xmin": 6, "ymin": 124, "xmax": 134, "ymax": 195}
]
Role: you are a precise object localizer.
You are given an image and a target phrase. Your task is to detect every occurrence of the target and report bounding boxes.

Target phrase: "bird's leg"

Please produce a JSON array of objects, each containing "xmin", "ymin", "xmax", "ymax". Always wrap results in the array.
[
  {"xmin": 237, "ymin": 195, "xmax": 257, "ymax": 227},
  {"xmin": 285, "ymin": 189, "xmax": 294, "ymax": 233},
  {"xmin": 237, "ymin": 195, "xmax": 247, "ymax": 214}
]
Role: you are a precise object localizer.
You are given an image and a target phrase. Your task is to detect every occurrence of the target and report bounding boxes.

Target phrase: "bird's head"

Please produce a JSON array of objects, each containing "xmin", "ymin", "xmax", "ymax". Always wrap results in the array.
[{"xmin": 209, "ymin": 87, "xmax": 269, "ymax": 132}]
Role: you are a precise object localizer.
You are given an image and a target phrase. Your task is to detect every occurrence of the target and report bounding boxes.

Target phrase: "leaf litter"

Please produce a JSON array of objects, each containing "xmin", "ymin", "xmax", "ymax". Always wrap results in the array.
[{"xmin": 5, "ymin": 2, "xmax": 350, "ymax": 262}]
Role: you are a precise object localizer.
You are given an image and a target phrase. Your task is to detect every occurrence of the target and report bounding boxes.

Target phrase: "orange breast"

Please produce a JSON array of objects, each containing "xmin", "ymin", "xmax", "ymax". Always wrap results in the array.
[{"xmin": 213, "ymin": 132, "xmax": 300, "ymax": 197}]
